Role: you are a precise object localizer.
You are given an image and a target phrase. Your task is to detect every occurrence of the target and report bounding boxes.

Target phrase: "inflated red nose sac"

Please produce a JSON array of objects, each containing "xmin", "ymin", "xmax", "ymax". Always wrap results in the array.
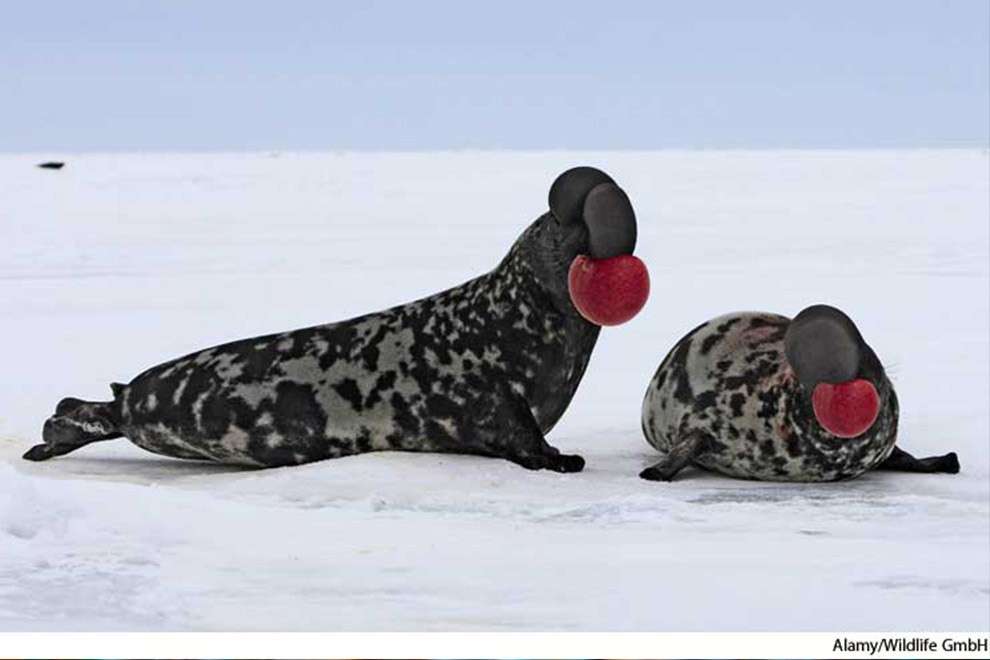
[
  {"xmin": 567, "ymin": 254, "xmax": 650, "ymax": 326},
  {"xmin": 811, "ymin": 378, "xmax": 880, "ymax": 438}
]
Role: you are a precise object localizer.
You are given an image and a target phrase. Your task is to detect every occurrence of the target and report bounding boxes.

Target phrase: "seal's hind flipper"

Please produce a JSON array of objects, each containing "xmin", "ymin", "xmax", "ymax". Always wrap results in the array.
[
  {"xmin": 640, "ymin": 430, "xmax": 708, "ymax": 481},
  {"xmin": 876, "ymin": 446, "xmax": 960, "ymax": 474},
  {"xmin": 23, "ymin": 441, "xmax": 93, "ymax": 461},
  {"xmin": 23, "ymin": 398, "xmax": 122, "ymax": 462}
]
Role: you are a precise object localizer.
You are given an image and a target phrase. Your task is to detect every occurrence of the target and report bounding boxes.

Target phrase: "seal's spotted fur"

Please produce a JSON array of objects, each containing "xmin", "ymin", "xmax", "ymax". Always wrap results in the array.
[
  {"xmin": 641, "ymin": 311, "xmax": 959, "ymax": 482},
  {"xmin": 26, "ymin": 168, "xmax": 641, "ymax": 473}
]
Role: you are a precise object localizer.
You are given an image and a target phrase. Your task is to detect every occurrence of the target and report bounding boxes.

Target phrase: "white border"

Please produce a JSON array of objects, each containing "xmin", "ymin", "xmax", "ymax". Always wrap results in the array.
[{"xmin": 0, "ymin": 631, "xmax": 988, "ymax": 659}]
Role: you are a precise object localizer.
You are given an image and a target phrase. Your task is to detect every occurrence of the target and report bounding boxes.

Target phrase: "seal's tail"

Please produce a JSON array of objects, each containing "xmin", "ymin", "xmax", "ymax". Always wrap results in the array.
[{"xmin": 23, "ymin": 388, "xmax": 124, "ymax": 462}]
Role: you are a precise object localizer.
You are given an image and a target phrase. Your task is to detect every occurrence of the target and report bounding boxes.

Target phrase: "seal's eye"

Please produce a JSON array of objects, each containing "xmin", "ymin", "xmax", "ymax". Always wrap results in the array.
[{"xmin": 811, "ymin": 378, "xmax": 880, "ymax": 438}]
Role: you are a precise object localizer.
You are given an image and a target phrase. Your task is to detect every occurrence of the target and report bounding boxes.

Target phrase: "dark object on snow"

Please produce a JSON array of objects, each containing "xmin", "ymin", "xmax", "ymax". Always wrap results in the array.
[
  {"xmin": 37, "ymin": 161, "xmax": 65, "ymax": 170},
  {"xmin": 26, "ymin": 167, "xmax": 649, "ymax": 474},
  {"xmin": 640, "ymin": 305, "xmax": 960, "ymax": 482}
]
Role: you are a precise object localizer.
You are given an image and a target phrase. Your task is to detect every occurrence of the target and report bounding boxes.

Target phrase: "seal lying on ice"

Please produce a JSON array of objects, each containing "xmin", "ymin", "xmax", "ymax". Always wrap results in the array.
[
  {"xmin": 640, "ymin": 305, "xmax": 959, "ymax": 481},
  {"xmin": 25, "ymin": 167, "xmax": 649, "ymax": 473}
]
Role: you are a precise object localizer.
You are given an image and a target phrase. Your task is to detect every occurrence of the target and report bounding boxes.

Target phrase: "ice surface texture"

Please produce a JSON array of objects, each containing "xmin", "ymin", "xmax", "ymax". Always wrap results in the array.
[{"xmin": 0, "ymin": 150, "xmax": 987, "ymax": 630}]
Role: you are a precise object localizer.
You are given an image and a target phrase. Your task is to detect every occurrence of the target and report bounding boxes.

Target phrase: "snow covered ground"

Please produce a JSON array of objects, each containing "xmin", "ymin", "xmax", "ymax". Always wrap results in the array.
[{"xmin": 1, "ymin": 150, "xmax": 987, "ymax": 631}]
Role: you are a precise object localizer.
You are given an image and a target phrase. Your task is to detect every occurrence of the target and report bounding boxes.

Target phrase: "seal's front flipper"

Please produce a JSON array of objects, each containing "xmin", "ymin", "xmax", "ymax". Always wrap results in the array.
[
  {"xmin": 503, "ymin": 413, "xmax": 585, "ymax": 474},
  {"xmin": 640, "ymin": 431, "xmax": 707, "ymax": 481},
  {"xmin": 511, "ymin": 449, "xmax": 586, "ymax": 473},
  {"xmin": 23, "ymin": 397, "xmax": 122, "ymax": 462},
  {"xmin": 876, "ymin": 446, "xmax": 960, "ymax": 474},
  {"xmin": 478, "ymin": 385, "xmax": 585, "ymax": 473}
]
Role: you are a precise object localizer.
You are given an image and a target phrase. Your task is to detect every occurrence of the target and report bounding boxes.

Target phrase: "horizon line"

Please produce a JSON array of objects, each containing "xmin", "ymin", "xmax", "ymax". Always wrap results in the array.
[{"xmin": 3, "ymin": 145, "xmax": 989, "ymax": 157}]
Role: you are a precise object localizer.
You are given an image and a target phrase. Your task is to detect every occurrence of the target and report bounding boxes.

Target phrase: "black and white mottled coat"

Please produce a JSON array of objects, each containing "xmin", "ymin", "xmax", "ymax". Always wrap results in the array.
[
  {"xmin": 26, "ymin": 168, "xmax": 639, "ymax": 473},
  {"xmin": 640, "ymin": 311, "xmax": 959, "ymax": 482}
]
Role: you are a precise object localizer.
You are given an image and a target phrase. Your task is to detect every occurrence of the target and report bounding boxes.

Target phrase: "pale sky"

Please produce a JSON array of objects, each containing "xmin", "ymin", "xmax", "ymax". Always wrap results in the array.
[{"xmin": 3, "ymin": 0, "xmax": 988, "ymax": 151}]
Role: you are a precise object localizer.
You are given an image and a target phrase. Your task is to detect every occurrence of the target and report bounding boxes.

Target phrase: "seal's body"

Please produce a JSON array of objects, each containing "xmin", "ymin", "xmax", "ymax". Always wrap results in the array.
[
  {"xmin": 641, "ymin": 307, "xmax": 959, "ymax": 482},
  {"xmin": 26, "ymin": 167, "xmax": 649, "ymax": 472}
]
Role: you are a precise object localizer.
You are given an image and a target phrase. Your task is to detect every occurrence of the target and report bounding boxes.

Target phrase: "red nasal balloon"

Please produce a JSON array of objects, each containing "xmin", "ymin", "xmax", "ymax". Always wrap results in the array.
[
  {"xmin": 811, "ymin": 379, "xmax": 880, "ymax": 438},
  {"xmin": 567, "ymin": 254, "xmax": 650, "ymax": 326}
]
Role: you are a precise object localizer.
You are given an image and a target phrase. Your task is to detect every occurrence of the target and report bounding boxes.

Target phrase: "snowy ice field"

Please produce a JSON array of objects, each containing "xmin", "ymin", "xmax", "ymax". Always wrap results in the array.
[{"xmin": 0, "ymin": 150, "xmax": 987, "ymax": 631}]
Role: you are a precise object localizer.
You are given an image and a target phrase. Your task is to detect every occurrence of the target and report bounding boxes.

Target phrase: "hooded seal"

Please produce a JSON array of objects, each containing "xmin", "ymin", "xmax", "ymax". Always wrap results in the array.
[
  {"xmin": 640, "ymin": 305, "xmax": 959, "ymax": 481},
  {"xmin": 26, "ymin": 167, "xmax": 649, "ymax": 473}
]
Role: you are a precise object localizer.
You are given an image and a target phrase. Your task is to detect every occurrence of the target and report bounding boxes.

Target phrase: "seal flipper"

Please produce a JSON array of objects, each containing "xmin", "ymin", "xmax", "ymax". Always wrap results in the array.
[
  {"xmin": 473, "ymin": 384, "xmax": 585, "ymax": 473},
  {"xmin": 640, "ymin": 430, "xmax": 708, "ymax": 481},
  {"xmin": 23, "ymin": 397, "xmax": 122, "ymax": 462},
  {"xmin": 876, "ymin": 446, "xmax": 960, "ymax": 474}
]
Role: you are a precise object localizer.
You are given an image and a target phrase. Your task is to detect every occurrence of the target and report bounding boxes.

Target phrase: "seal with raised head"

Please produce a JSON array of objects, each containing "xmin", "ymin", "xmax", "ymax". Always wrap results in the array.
[
  {"xmin": 640, "ymin": 304, "xmax": 960, "ymax": 481},
  {"xmin": 25, "ymin": 167, "xmax": 650, "ymax": 473}
]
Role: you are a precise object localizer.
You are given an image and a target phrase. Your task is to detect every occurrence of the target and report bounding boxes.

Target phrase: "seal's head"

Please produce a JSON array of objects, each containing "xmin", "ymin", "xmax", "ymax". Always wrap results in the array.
[
  {"xmin": 784, "ymin": 304, "xmax": 885, "ymax": 438},
  {"xmin": 543, "ymin": 167, "xmax": 650, "ymax": 326}
]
